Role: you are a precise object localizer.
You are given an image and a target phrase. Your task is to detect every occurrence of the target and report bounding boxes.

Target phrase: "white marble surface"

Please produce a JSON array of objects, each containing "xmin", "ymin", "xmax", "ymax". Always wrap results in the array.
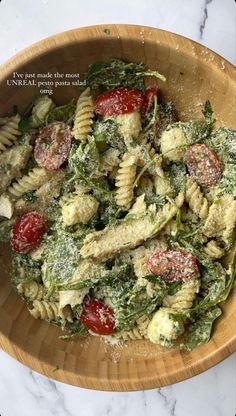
[{"xmin": 0, "ymin": 0, "xmax": 236, "ymax": 415}]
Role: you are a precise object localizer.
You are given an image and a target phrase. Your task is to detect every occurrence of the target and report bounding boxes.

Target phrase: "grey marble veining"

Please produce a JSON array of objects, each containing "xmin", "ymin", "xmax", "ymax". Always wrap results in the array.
[{"xmin": 0, "ymin": 1, "xmax": 235, "ymax": 415}]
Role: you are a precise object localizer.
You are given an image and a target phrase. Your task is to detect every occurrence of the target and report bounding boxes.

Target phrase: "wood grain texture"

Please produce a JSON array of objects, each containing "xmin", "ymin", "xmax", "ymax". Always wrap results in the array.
[{"xmin": 0, "ymin": 25, "xmax": 235, "ymax": 391}]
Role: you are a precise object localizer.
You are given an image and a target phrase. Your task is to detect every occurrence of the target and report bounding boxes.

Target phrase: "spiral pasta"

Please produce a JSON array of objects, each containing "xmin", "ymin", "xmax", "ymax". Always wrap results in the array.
[
  {"xmin": 185, "ymin": 177, "xmax": 208, "ymax": 219},
  {"xmin": 17, "ymin": 281, "xmax": 44, "ymax": 301},
  {"xmin": 29, "ymin": 300, "xmax": 73, "ymax": 322},
  {"xmin": 115, "ymin": 151, "xmax": 138, "ymax": 208},
  {"xmin": 204, "ymin": 240, "xmax": 225, "ymax": 259},
  {"xmin": 72, "ymin": 87, "xmax": 94, "ymax": 141},
  {"xmin": 0, "ymin": 114, "xmax": 21, "ymax": 152},
  {"xmin": 163, "ymin": 279, "xmax": 200, "ymax": 310},
  {"xmin": 8, "ymin": 168, "xmax": 52, "ymax": 198},
  {"xmin": 114, "ymin": 326, "xmax": 144, "ymax": 341},
  {"xmin": 136, "ymin": 314, "xmax": 151, "ymax": 338},
  {"xmin": 113, "ymin": 315, "xmax": 150, "ymax": 341}
]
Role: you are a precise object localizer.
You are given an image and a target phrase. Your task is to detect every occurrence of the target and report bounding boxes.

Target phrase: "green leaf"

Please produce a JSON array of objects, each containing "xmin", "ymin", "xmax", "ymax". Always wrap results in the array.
[
  {"xmin": 18, "ymin": 117, "xmax": 31, "ymax": 131},
  {"xmin": 180, "ymin": 306, "xmax": 222, "ymax": 351},
  {"xmin": 11, "ymin": 252, "xmax": 42, "ymax": 286},
  {"xmin": 21, "ymin": 191, "xmax": 37, "ymax": 203},
  {"xmin": 84, "ymin": 59, "xmax": 146, "ymax": 91},
  {"xmin": 45, "ymin": 99, "xmax": 76, "ymax": 126}
]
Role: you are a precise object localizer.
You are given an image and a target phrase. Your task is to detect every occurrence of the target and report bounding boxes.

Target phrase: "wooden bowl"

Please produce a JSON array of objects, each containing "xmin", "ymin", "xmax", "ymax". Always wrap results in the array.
[{"xmin": 0, "ymin": 25, "xmax": 235, "ymax": 391}]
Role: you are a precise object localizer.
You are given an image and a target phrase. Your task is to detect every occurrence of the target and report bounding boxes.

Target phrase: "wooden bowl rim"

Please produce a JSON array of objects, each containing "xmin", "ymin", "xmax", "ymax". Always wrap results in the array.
[{"xmin": 0, "ymin": 24, "xmax": 235, "ymax": 391}]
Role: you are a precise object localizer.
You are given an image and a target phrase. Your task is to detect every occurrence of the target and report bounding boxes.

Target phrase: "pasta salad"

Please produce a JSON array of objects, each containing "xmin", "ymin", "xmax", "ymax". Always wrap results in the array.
[{"xmin": 0, "ymin": 59, "xmax": 235, "ymax": 351}]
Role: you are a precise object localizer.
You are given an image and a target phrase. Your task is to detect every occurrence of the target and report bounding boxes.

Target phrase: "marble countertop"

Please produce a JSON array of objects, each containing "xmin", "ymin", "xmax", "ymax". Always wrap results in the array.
[{"xmin": 0, "ymin": 0, "xmax": 235, "ymax": 415}]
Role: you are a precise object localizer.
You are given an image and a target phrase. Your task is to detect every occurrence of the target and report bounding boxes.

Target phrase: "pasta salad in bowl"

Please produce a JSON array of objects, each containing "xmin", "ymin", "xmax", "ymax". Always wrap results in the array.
[{"xmin": 1, "ymin": 58, "xmax": 235, "ymax": 352}]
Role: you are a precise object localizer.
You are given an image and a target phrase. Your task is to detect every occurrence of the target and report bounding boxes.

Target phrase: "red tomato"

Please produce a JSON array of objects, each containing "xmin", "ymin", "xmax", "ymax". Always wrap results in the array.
[
  {"xmin": 34, "ymin": 122, "xmax": 72, "ymax": 170},
  {"xmin": 80, "ymin": 298, "xmax": 115, "ymax": 335},
  {"xmin": 147, "ymin": 249, "xmax": 199, "ymax": 282},
  {"xmin": 186, "ymin": 144, "xmax": 221, "ymax": 187},
  {"xmin": 11, "ymin": 212, "xmax": 46, "ymax": 253},
  {"xmin": 94, "ymin": 87, "xmax": 143, "ymax": 116},
  {"xmin": 141, "ymin": 86, "xmax": 158, "ymax": 115}
]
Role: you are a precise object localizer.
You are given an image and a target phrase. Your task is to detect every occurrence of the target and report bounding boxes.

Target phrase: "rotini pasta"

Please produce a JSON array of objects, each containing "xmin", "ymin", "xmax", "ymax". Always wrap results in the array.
[
  {"xmin": 17, "ymin": 281, "xmax": 44, "ymax": 301},
  {"xmin": 114, "ymin": 326, "xmax": 144, "ymax": 341},
  {"xmin": 163, "ymin": 279, "xmax": 200, "ymax": 310},
  {"xmin": 113, "ymin": 315, "xmax": 150, "ymax": 341},
  {"xmin": 115, "ymin": 151, "xmax": 138, "ymax": 208},
  {"xmin": 72, "ymin": 87, "xmax": 94, "ymax": 141},
  {"xmin": 185, "ymin": 176, "xmax": 208, "ymax": 219},
  {"xmin": 0, "ymin": 114, "xmax": 21, "ymax": 152},
  {"xmin": 8, "ymin": 167, "xmax": 53, "ymax": 198},
  {"xmin": 136, "ymin": 314, "xmax": 151, "ymax": 338},
  {"xmin": 29, "ymin": 300, "xmax": 73, "ymax": 322}
]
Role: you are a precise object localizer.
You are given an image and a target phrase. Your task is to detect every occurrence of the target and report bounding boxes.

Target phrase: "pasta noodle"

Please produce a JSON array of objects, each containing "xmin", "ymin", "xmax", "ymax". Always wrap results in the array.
[
  {"xmin": 17, "ymin": 281, "xmax": 44, "ymax": 301},
  {"xmin": 8, "ymin": 168, "xmax": 53, "ymax": 198},
  {"xmin": 185, "ymin": 176, "xmax": 208, "ymax": 219},
  {"xmin": 72, "ymin": 87, "xmax": 94, "ymax": 141},
  {"xmin": 0, "ymin": 114, "xmax": 21, "ymax": 152},
  {"xmin": 115, "ymin": 151, "xmax": 138, "ymax": 208},
  {"xmin": 113, "ymin": 315, "xmax": 150, "ymax": 341},
  {"xmin": 29, "ymin": 300, "xmax": 73, "ymax": 322},
  {"xmin": 163, "ymin": 279, "xmax": 200, "ymax": 310}
]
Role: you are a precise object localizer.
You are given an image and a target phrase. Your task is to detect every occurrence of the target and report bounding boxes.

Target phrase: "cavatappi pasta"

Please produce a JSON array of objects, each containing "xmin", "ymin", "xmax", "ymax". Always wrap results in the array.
[{"xmin": 1, "ymin": 59, "xmax": 236, "ymax": 351}]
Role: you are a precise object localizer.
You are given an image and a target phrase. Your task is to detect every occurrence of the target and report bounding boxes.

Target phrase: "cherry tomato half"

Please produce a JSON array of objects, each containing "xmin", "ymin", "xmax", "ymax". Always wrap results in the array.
[
  {"xmin": 11, "ymin": 211, "xmax": 46, "ymax": 253},
  {"xmin": 147, "ymin": 249, "xmax": 199, "ymax": 282},
  {"xmin": 34, "ymin": 122, "xmax": 72, "ymax": 170},
  {"xmin": 80, "ymin": 298, "xmax": 115, "ymax": 335},
  {"xmin": 141, "ymin": 86, "xmax": 158, "ymax": 115},
  {"xmin": 186, "ymin": 144, "xmax": 221, "ymax": 187},
  {"xmin": 94, "ymin": 87, "xmax": 143, "ymax": 116}
]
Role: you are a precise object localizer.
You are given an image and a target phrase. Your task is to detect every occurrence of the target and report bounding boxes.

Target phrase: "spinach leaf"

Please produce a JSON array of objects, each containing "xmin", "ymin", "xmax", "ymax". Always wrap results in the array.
[
  {"xmin": 210, "ymin": 128, "xmax": 236, "ymax": 196},
  {"xmin": 99, "ymin": 269, "xmax": 166, "ymax": 331},
  {"xmin": 68, "ymin": 138, "xmax": 100, "ymax": 179},
  {"xmin": 21, "ymin": 191, "xmax": 37, "ymax": 203},
  {"xmin": 11, "ymin": 252, "xmax": 42, "ymax": 286},
  {"xmin": 45, "ymin": 99, "xmax": 76, "ymax": 126},
  {"xmin": 18, "ymin": 118, "xmax": 31, "ymax": 132},
  {"xmin": 0, "ymin": 219, "xmax": 15, "ymax": 242},
  {"xmin": 180, "ymin": 306, "xmax": 222, "ymax": 351},
  {"xmin": 167, "ymin": 162, "xmax": 186, "ymax": 196},
  {"xmin": 84, "ymin": 59, "xmax": 165, "ymax": 92},
  {"xmin": 60, "ymin": 321, "xmax": 87, "ymax": 340}
]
